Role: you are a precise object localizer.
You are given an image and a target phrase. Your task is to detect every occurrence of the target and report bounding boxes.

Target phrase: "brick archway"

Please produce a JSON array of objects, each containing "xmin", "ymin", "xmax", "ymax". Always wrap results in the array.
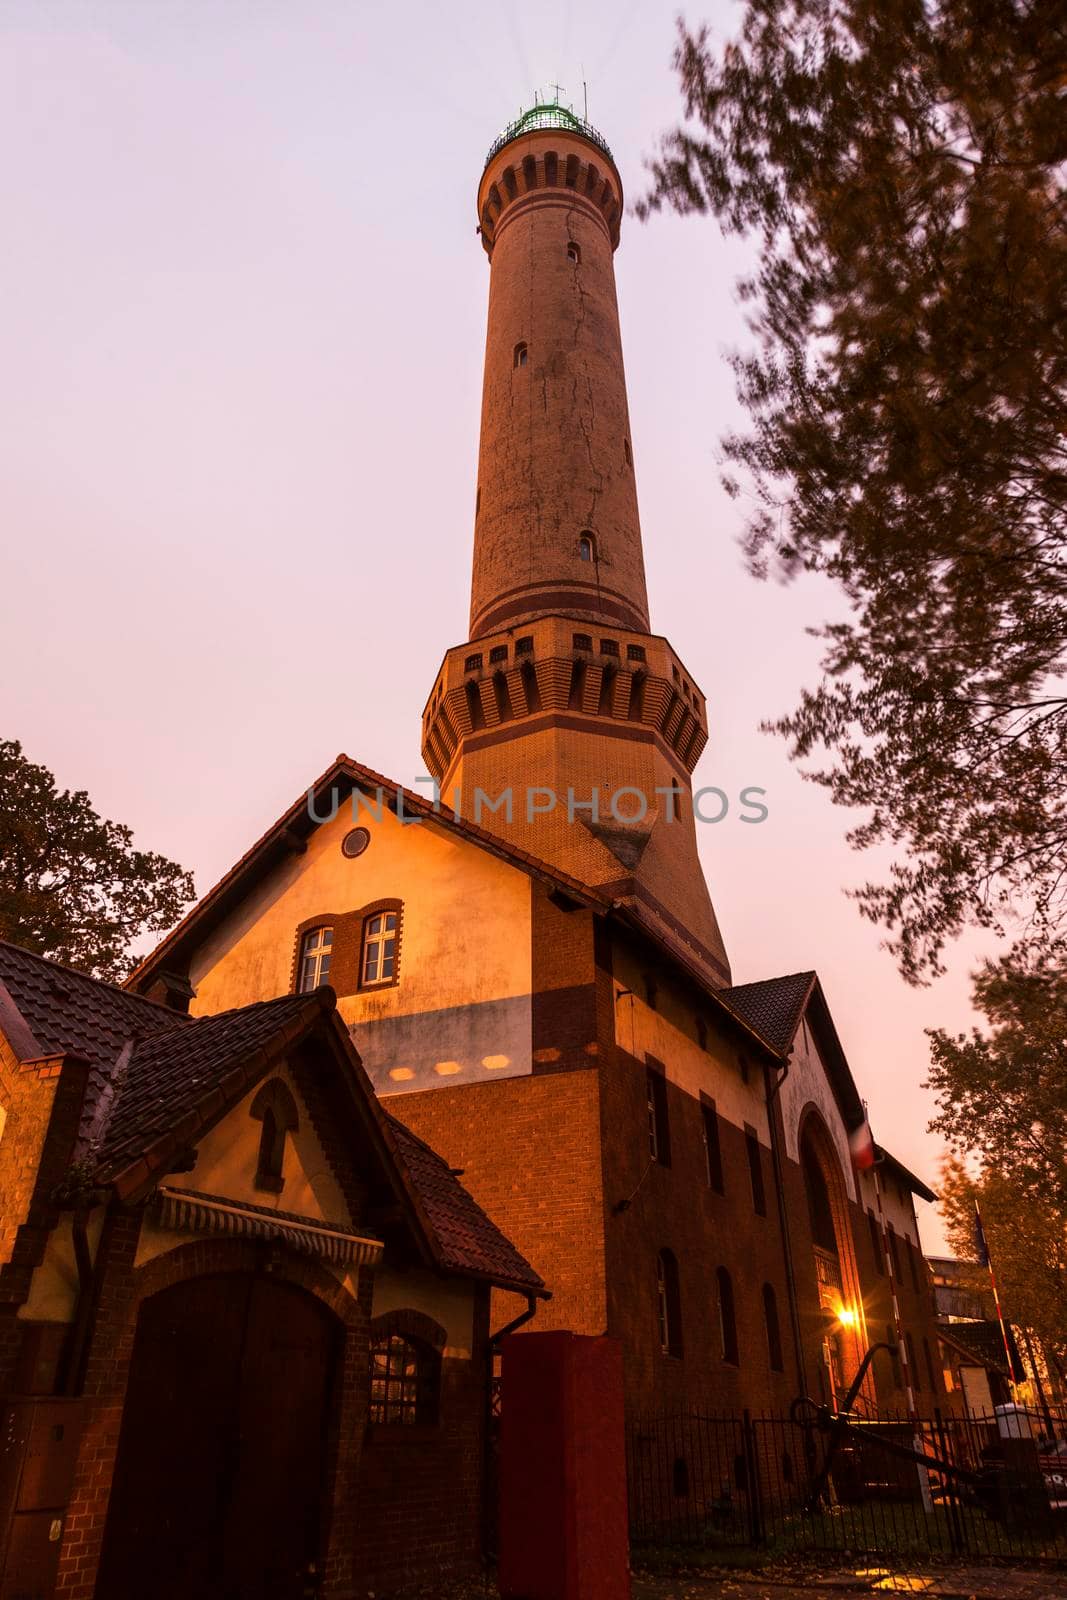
[{"xmin": 55, "ymin": 1227, "xmax": 371, "ymax": 1598}]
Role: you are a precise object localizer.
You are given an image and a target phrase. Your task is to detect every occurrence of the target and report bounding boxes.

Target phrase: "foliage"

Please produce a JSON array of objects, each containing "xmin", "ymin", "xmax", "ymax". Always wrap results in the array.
[
  {"xmin": 930, "ymin": 950, "xmax": 1067, "ymax": 1368},
  {"xmin": 642, "ymin": 0, "xmax": 1067, "ymax": 979},
  {"xmin": 937, "ymin": 1157, "xmax": 1067, "ymax": 1378},
  {"xmin": 0, "ymin": 739, "xmax": 195, "ymax": 983}
]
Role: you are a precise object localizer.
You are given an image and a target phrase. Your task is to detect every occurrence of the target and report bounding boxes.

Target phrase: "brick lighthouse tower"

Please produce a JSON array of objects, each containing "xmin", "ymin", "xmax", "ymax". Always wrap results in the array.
[{"xmin": 421, "ymin": 98, "xmax": 731, "ymax": 987}]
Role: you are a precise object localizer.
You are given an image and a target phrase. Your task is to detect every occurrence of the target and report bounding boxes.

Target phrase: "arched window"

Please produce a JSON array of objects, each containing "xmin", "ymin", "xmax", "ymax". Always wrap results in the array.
[
  {"xmin": 513, "ymin": 341, "xmax": 528, "ymax": 368},
  {"xmin": 656, "ymin": 1249, "xmax": 682, "ymax": 1357},
  {"xmin": 298, "ymin": 925, "xmax": 332, "ymax": 992},
  {"xmin": 250, "ymin": 1077, "xmax": 299, "ymax": 1194},
  {"xmin": 717, "ymin": 1266, "xmax": 739, "ymax": 1365},
  {"xmin": 577, "ymin": 531, "xmax": 595, "ymax": 562},
  {"xmin": 801, "ymin": 1134, "xmax": 837, "ymax": 1254},
  {"xmin": 763, "ymin": 1283, "xmax": 784, "ymax": 1372},
  {"xmin": 567, "ymin": 239, "xmax": 581, "ymax": 264},
  {"xmin": 369, "ymin": 1333, "xmax": 440, "ymax": 1426},
  {"xmin": 361, "ymin": 907, "xmax": 399, "ymax": 987}
]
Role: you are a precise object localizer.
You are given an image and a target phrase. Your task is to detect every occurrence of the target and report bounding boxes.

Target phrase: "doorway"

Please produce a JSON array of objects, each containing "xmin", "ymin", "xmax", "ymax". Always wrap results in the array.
[{"xmin": 97, "ymin": 1271, "xmax": 340, "ymax": 1599}]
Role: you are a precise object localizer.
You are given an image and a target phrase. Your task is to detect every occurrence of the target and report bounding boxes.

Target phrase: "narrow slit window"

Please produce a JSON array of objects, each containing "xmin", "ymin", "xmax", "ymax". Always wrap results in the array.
[
  {"xmin": 702, "ymin": 1103, "xmax": 724, "ymax": 1194},
  {"xmin": 717, "ymin": 1266, "xmax": 739, "ymax": 1365},
  {"xmin": 577, "ymin": 532, "xmax": 594, "ymax": 562},
  {"xmin": 763, "ymin": 1283, "xmax": 784, "ymax": 1371},
  {"xmin": 656, "ymin": 1249, "xmax": 682, "ymax": 1357},
  {"xmin": 567, "ymin": 240, "xmax": 581, "ymax": 264},
  {"xmin": 513, "ymin": 341, "xmax": 528, "ymax": 368},
  {"xmin": 745, "ymin": 1127, "xmax": 767, "ymax": 1216}
]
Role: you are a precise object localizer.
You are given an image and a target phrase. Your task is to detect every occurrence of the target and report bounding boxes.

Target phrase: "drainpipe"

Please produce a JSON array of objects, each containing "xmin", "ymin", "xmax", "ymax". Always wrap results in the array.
[
  {"xmin": 482, "ymin": 1291, "xmax": 545, "ymax": 1570},
  {"xmin": 764, "ymin": 1057, "xmax": 808, "ymax": 1397}
]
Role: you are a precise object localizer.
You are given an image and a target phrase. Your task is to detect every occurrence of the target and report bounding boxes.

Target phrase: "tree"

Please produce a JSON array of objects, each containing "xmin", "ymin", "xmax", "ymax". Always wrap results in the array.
[
  {"xmin": 929, "ymin": 951, "xmax": 1067, "ymax": 1373},
  {"xmin": 641, "ymin": 0, "xmax": 1067, "ymax": 980},
  {"xmin": 0, "ymin": 739, "xmax": 195, "ymax": 983},
  {"xmin": 938, "ymin": 1158, "xmax": 1067, "ymax": 1386}
]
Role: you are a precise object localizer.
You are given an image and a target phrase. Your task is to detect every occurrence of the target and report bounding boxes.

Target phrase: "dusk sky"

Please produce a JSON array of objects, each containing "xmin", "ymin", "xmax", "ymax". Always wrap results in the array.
[{"xmin": 2, "ymin": 0, "xmax": 999, "ymax": 1253}]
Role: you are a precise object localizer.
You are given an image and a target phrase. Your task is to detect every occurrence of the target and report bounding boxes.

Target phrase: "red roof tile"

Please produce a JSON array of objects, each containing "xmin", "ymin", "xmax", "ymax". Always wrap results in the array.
[{"xmin": 721, "ymin": 971, "xmax": 817, "ymax": 1054}]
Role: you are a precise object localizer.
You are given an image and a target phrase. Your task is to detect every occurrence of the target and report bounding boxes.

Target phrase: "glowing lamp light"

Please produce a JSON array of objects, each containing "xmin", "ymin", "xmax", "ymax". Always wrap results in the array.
[
  {"xmin": 388, "ymin": 1067, "xmax": 415, "ymax": 1082},
  {"xmin": 482, "ymin": 1054, "xmax": 510, "ymax": 1070},
  {"xmin": 434, "ymin": 1061, "xmax": 463, "ymax": 1076},
  {"xmin": 837, "ymin": 1306, "xmax": 858, "ymax": 1328}
]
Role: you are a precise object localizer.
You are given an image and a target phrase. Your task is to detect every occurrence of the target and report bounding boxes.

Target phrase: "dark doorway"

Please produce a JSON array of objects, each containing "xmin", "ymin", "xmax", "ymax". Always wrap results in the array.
[{"xmin": 98, "ymin": 1271, "xmax": 340, "ymax": 1599}]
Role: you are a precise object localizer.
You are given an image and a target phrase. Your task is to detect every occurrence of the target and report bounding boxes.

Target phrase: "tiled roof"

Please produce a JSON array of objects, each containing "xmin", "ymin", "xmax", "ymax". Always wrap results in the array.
[
  {"xmin": 96, "ymin": 992, "xmax": 322, "ymax": 1175},
  {"xmin": 722, "ymin": 971, "xmax": 817, "ymax": 1054},
  {"xmin": 0, "ymin": 940, "xmax": 543, "ymax": 1296},
  {"xmin": 387, "ymin": 1115, "xmax": 545, "ymax": 1295},
  {"xmin": 0, "ymin": 939, "xmax": 186, "ymax": 1131}
]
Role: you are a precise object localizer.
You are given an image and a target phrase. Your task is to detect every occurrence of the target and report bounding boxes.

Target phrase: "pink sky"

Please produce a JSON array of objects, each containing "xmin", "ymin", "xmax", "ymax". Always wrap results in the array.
[{"xmin": 1, "ymin": 0, "xmax": 998, "ymax": 1254}]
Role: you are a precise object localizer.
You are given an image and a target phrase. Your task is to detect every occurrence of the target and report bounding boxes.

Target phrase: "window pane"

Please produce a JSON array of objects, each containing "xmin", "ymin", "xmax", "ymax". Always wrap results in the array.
[
  {"xmin": 321, "ymin": 928, "xmax": 333, "ymax": 948},
  {"xmin": 381, "ymin": 954, "xmax": 394, "ymax": 979},
  {"xmin": 368, "ymin": 915, "xmax": 382, "ymax": 935},
  {"xmin": 384, "ymin": 913, "xmax": 396, "ymax": 931},
  {"xmin": 364, "ymin": 948, "xmax": 379, "ymax": 981},
  {"xmin": 320, "ymin": 954, "xmax": 331, "ymax": 981}
]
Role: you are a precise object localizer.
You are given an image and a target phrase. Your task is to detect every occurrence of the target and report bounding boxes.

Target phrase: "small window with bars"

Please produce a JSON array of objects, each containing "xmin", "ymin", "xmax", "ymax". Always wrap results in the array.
[{"xmin": 369, "ymin": 1334, "xmax": 438, "ymax": 1425}]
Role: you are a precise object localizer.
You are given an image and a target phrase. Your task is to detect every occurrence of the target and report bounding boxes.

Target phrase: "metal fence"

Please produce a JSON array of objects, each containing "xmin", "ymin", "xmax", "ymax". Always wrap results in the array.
[{"xmin": 627, "ymin": 1407, "xmax": 1067, "ymax": 1560}]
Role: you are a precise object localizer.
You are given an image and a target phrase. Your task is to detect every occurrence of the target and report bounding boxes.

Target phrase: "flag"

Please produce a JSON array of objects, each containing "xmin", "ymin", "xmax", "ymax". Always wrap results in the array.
[{"xmin": 849, "ymin": 1117, "xmax": 877, "ymax": 1171}]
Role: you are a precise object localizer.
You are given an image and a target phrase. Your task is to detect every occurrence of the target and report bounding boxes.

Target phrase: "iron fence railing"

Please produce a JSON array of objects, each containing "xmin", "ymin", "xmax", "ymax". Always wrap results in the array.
[{"xmin": 627, "ymin": 1407, "xmax": 1067, "ymax": 1560}]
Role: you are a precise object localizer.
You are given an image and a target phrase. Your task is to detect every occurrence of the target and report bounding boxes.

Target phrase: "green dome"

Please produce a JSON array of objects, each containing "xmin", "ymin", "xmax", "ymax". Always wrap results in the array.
[{"xmin": 485, "ymin": 95, "xmax": 612, "ymax": 169}]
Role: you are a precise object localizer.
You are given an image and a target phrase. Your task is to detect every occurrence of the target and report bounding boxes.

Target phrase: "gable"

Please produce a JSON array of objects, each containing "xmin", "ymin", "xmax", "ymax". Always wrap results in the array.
[
  {"xmin": 186, "ymin": 799, "xmax": 537, "ymax": 1094},
  {"xmin": 779, "ymin": 1005, "xmax": 858, "ymax": 1203}
]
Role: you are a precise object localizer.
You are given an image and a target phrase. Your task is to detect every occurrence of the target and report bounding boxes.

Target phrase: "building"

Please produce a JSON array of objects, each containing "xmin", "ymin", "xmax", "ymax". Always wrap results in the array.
[
  {"xmin": 127, "ymin": 98, "xmax": 945, "ymax": 1427},
  {"xmin": 0, "ymin": 939, "xmax": 544, "ymax": 1597},
  {"xmin": 928, "ymin": 1255, "xmax": 1035, "ymax": 1418}
]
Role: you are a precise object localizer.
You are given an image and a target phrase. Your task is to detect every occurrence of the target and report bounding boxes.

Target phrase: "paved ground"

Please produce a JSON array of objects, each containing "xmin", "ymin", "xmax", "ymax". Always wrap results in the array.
[
  {"xmin": 383, "ymin": 1564, "xmax": 1067, "ymax": 1600},
  {"xmin": 632, "ymin": 1566, "xmax": 1067, "ymax": 1599}
]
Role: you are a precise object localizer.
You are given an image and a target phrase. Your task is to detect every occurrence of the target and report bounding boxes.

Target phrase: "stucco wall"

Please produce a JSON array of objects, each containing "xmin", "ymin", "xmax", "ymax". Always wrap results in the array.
[
  {"xmin": 779, "ymin": 1011, "xmax": 857, "ymax": 1202},
  {"xmin": 188, "ymin": 799, "xmax": 535, "ymax": 1095}
]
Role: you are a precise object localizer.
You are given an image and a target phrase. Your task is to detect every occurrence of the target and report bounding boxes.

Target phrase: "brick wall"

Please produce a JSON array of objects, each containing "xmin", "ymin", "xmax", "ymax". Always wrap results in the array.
[
  {"xmin": 0, "ymin": 1050, "xmax": 88, "ymax": 1395},
  {"xmin": 49, "ymin": 1216, "xmax": 492, "ymax": 1598}
]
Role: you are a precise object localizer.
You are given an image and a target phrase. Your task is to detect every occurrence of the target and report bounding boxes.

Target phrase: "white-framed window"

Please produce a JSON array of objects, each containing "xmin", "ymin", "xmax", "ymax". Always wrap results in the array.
[
  {"xmin": 577, "ymin": 532, "xmax": 594, "ymax": 562},
  {"xmin": 298, "ymin": 926, "xmax": 332, "ymax": 991},
  {"xmin": 362, "ymin": 910, "xmax": 398, "ymax": 986}
]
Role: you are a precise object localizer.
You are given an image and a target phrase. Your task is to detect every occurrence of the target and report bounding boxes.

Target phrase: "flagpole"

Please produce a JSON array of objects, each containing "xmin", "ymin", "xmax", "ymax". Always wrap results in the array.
[{"xmin": 975, "ymin": 1198, "xmax": 1016, "ymax": 1387}]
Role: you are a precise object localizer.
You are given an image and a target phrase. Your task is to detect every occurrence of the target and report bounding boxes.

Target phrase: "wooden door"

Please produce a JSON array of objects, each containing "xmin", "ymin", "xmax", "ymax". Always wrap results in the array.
[{"xmin": 97, "ymin": 1272, "xmax": 339, "ymax": 1600}]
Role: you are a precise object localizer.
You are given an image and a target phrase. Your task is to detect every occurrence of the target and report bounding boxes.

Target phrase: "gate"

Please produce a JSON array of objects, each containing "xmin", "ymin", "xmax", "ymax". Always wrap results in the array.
[{"xmin": 627, "ymin": 1406, "xmax": 1067, "ymax": 1560}]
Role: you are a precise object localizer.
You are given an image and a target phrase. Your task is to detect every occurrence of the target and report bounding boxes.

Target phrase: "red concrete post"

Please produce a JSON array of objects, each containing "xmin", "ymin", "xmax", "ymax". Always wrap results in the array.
[{"xmin": 498, "ymin": 1329, "xmax": 630, "ymax": 1600}]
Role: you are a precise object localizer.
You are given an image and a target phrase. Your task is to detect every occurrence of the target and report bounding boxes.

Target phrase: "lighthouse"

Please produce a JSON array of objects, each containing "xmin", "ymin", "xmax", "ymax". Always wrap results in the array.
[{"xmin": 422, "ymin": 97, "xmax": 732, "ymax": 988}]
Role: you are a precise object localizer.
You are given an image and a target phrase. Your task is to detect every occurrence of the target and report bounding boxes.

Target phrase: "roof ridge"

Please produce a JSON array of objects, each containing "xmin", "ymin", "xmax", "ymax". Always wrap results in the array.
[
  {"xmin": 127, "ymin": 752, "xmax": 607, "ymax": 992},
  {"xmin": 725, "ymin": 969, "xmax": 818, "ymax": 991}
]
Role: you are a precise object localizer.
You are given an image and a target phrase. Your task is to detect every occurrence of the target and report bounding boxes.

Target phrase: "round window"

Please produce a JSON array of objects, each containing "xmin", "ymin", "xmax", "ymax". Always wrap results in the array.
[{"xmin": 341, "ymin": 827, "xmax": 370, "ymax": 859}]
